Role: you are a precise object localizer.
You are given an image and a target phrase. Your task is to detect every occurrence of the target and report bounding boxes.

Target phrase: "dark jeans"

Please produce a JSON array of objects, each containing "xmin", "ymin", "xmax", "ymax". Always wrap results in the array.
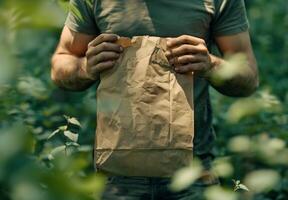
[{"xmin": 101, "ymin": 175, "xmax": 218, "ymax": 200}]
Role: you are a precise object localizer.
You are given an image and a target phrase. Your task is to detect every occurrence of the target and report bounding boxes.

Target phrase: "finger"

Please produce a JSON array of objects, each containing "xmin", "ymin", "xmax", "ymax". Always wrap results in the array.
[
  {"xmin": 169, "ymin": 54, "xmax": 206, "ymax": 65},
  {"xmin": 88, "ymin": 51, "xmax": 120, "ymax": 66},
  {"xmin": 91, "ymin": 60, "xmax": 116, "ymax": 74},
  {"xmin": 167, "ymin": 35, "xmax": 205, "ymax": 48},
  {"xmin": 88, "ymin": 33, "xmax": 119, "ymax": 47},
  {"xmin": 166, "ymin": 44, "xmax": 208, "ymax": 58},
  {"xmin": 175, "ymin": 62, "xmax": 206, "ymax": 74},
  {"xmin": 86, "ymin": 42, "xmax": 123, "ymax": 58}
]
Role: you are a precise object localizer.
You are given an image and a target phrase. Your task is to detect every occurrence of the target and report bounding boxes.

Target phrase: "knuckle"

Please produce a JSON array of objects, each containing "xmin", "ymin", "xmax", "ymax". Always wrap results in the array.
[
  {"xmin": 101, "ymin": 42, "xmax": 109, "ymax": 49},
  {"xmin": 198, "ymin": 44, "xmax": 207, "ymax": 52},
  {"xmin": 199, "ymin": 38, "xmax": 205, "ymax": 44},
  {"xmin": 98, "ymin": 34, "xmax": 105, "ymax": 40},
  {"xmin": 186, "ymin": 55, "xmax": 194, "ymax": 62},
  {"xmin": 101, "ymin": 62, "xmax": 114, "ymax": 70},
  {"xmin": 180, "ymin": 56, "xmax": 189, "ymax": 63},
  {"xmin": 85, "ymin": 50, "xmax": 91, "ymax": 57},
  {"xmin": 97, "ymin": 53, "xmax": 104, "ymax": 61},
  {"xmin": 113, "ymin": 52, "xmax": 120, "ymax": 57},
  {"xmin": 108, "ymin": 60, "xmax": 116, "ymax": 66},
  {"xmin": 86, "ymin": 49, "xmax": 94, "ymax": 58},
  {"xmin": 95, "ymin": 64, "xmax": 104, "ymax": 72},
  {"xmin": 88, "ymin": 41, "xmax": 93, "ymax": 47},
  {"xmin": 182, "ymin": 45, "xmax": 191, "ymax": 52},
  {"xmin": 186, "ymin": 64, "xmax": 193, "ymax": 70},
  {"xmin": 199, "ymin": 63, "xmax": 205, "ymax": 69},
  {"xmin": 182, "ymin": 35, "xmax": 189, "ymax": 40}
]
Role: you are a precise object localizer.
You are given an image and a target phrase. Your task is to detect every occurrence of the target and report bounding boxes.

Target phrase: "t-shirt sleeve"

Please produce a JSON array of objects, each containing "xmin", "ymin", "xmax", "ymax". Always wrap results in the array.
[
  {"xmin": 211, "ymin": 0, "xmax": 249, "ymax": 36},
  {"xmin": 65, "ymin": 0, "xmax": 99, "ymax": 35}
]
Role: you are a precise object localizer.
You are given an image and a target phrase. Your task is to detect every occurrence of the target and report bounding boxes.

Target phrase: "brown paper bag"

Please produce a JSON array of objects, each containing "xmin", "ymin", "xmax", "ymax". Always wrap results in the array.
[{"xmin": 95, "ymin": 36, "xmax": 194, "ymax": 177}]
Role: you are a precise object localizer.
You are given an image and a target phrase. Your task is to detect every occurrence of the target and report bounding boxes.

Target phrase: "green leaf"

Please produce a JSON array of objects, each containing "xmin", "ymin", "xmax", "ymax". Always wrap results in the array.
[
  {"xmin": 63, "ymin": 130, "xmax": 78, "ymax": 142},
  {"xmin": 66, "ymin": 142, "xmax": 80, "ymax": 147},
  {"xmin": 238, "ymin": 184, "xmax": 249, "ymax": 192},
  {"xmin": 67, "ymin": 117, "xmax": 81, "ymax": 127},
  {"xmin": 47, "ymin": 129, "xmax": 60, "ymax": 140},
  {"xmin": 58, "ymin": 125, "xmax": 67, "ymax": 131},
  {"xmin": 49, "ymin": 145, "xmax": 67, "ymax": 159}
]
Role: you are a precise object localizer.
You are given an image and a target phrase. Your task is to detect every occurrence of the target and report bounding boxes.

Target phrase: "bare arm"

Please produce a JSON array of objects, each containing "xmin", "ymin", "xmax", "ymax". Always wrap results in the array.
[
  {"xmin": 51, "ymin": 26, "xmax": 122, "ymax": 91},
  {"xmin": 208, "ymin": 31, "xmax": 259, "ymax": 97},
  {"xmin": 51, "ymin": 26, "xmax": 95, "ymax": 91}
]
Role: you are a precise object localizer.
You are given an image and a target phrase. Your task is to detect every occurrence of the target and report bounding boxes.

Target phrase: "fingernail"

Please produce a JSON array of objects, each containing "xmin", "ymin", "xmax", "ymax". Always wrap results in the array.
[
  {"xmin": 167, "ymin": 41, "xmax": 171, "ymax": 46},
  {"xmin": 120, "ymin": 46, "xmax": 124, "ymax": 52}
]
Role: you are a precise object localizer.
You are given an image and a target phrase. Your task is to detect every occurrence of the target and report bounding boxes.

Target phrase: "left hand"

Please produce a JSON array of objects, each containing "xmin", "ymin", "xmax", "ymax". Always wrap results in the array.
[{"xmin": 165, "ymin": 35, "xmax": 213, "ymax": 77}]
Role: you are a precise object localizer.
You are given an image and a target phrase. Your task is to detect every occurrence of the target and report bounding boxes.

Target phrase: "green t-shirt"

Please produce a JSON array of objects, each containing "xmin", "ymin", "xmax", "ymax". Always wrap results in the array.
[{"xmin": 65, "ymin": 0, "xmax": 249, "ymax": 157}]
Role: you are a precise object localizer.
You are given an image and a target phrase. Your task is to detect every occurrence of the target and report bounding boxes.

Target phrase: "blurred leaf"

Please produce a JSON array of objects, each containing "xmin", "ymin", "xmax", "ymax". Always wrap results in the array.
[
  {"xmin": 4, "ymin": 0, "xmax": 66, "ymax": 29},
  {"xmin": 226, "ymin": 91, "xmax": 282, "ymax": 123},
  {"xmin": 233, "ymin": 179, "xmax": 249, "ymax": 192},
  {"xmin": 77, "ymin": 145, "xmax": 93, "ymax": 152},
  {"xmin": 47, "ymin": 129, "xmax": 60, "ymax": 140},
  {"xmin": 72, "ymin": 174, "xmax": 106, "ymax": 195},
  {"xmin": 204, "ymin": 186, "xmax": 237, "ymax": 200},
  {"xmin": 17, "ymin": 76, "xmax": 49, "ymax": 100},
  {"xmin": 11, "ymin": 181, "xmax": 48, "ymax": 200},
  {"xmin": 67, "ymin": 117, "xmax": 82, "ymax": 127},
  {"xmin": 244, "ymin": 169, "xmax": 280, "ymax": 193},
  {"xmin": 50, "ymin": 145, "xmax": 66, "ymax": 159},
  {"xmin": 66, "ymin": 142, "xmax": 80, "ymax": 147},
  {"xmin": 209, "ymin": 53, "xmax": 250, "ymax": 86},
  {"xmin": 238, "ymin": 184, "xmax": 249, "ymax": 192},
  {"xmin": 0, "ymin": 124, "xmax": 32, "ymax": 163},
  {"xmin": 59, "ymin": 125, "xmax": 68, "ymax": 131},
  {"xmin": 228, "ymin": 136, "xmax": 251, "ymax": 153},
  {"xmin": 169, "ymin": 160, "xmax": 203, "ymax": 192},
  {"xmin": 64, "ymin": 130, "xmax": 79, "ymax": 142},
  {"xmin": 212, "ymin": 157, "xmax": 234, "ymax": 178},
  {"xmin": 0, "ymin": 46, "xmax": 18, "ymax": 85}
]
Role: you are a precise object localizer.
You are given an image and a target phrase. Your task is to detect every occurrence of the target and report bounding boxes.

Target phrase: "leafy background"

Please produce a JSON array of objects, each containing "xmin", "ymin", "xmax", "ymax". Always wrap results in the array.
[{"xmin": 0, "ymin": 0, "xmax": 287, "ymax": 199}]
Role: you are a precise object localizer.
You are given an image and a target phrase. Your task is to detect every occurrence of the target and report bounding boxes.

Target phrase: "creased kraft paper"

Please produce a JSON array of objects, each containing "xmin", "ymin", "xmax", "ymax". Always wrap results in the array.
[{"xmin": 95, "ymin": 36, "xmax": 194, "ymax": 177}]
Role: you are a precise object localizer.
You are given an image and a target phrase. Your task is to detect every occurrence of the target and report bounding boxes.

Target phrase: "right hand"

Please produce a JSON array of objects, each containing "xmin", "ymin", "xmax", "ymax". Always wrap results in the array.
[{"xmin": 84, "ymin": 33, "xmax": 123, "ymax": 80}]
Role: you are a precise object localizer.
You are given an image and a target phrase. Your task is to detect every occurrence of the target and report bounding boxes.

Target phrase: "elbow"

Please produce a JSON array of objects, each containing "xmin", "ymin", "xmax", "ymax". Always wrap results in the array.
[
  {"xmin": 250, "ymin": 75, "xmax": 259, "ymax": 95},
  {"xmin": 243, "ymin": 70, "xmax": 259, "ymax": 97},
  {"xmin": 240, "ymin": 81, "xmax": 258, "ymax": 97},
  {"xmin": 50, "ymin": 56, "xmax": 66, "ymax": 89},
  {"xmin": 231, "ymin": 74, "xmax": 259, "ymax": 98},
  {"xmin": 50, "ymin": 69, "xmax": 60, "ymax": 87},
  {"xmin": 216, "ymin": 74, "xmax": 259, "ymax": 98},
  {"xmin": 50, "ymin": 57, "xmax": 60, "ymax": 87}
]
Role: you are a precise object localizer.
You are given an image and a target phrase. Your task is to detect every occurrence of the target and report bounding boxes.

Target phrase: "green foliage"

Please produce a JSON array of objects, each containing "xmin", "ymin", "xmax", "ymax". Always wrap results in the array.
[{"xmin": 0, "ymin": 0, "xmax": 287, "ymax": 200}]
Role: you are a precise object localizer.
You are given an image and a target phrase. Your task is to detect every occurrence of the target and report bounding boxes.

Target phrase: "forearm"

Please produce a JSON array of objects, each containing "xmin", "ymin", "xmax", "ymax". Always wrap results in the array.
[
  {"xmin": 206, "ymin": 53, "xmax": 259, "ymax": 97},
  {"xmin": 51, "ymin": 53, "xmax": 96, "ymax": 91}
]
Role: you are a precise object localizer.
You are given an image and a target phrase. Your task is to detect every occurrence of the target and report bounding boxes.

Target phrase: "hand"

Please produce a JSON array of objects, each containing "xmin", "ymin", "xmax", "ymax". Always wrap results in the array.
[
  {"xmin": 84, "ymin": 33, "xmax": 123, "ymax": 80},
  {"xmin": 165, "ymin": 35, "xmax": 213, "ymax": 77}
]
